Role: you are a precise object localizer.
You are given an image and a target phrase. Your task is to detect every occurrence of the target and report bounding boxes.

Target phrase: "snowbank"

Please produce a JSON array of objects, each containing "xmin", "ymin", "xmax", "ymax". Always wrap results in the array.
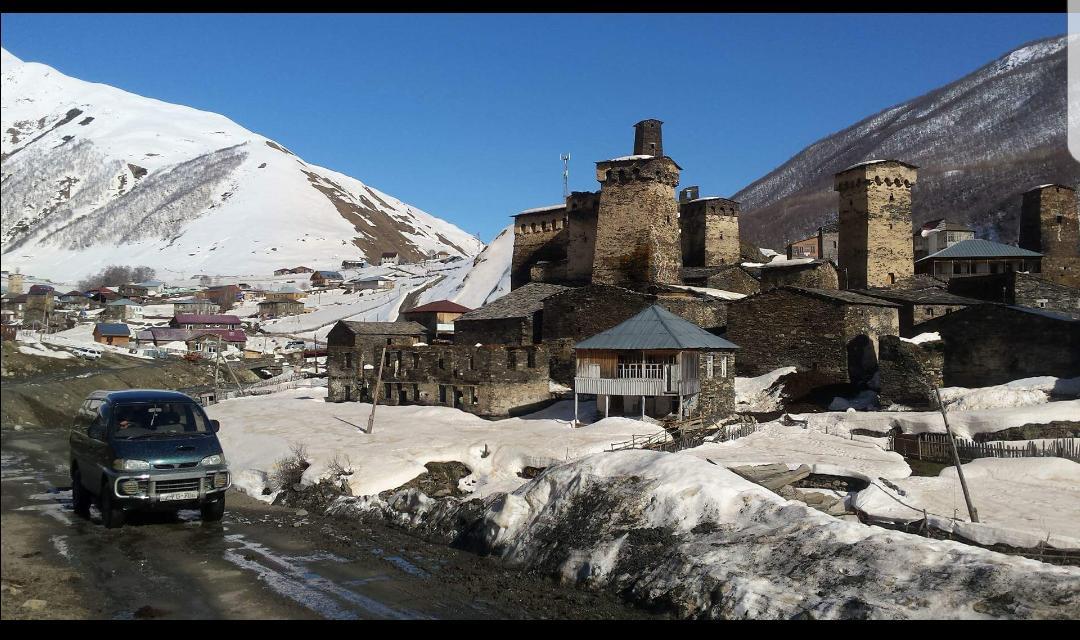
[
  {"xmin": 207, "ymin": 388, "xmax": 666, "ymax": 500},
  {"xmin": 937, "ymin": 376, "xmax": 1080, "ymax": 412},
  {"xmin": 796, "ymin": 400, "xmax": 1080, "ymax": 440},
  {"xmin": 853, "ymin": 457, "xmax": 1080, "ymax": 549},
  {"xmin": 734, "ymin": 366, "xmax": 796, "ymax": 412},
  {"xmin": 467, "ymin": 450, "xmax": 1080, "ymax": 619},
  {"xmin": 680, "ymin": 422, "xmax": 910, "ymax": 481}
]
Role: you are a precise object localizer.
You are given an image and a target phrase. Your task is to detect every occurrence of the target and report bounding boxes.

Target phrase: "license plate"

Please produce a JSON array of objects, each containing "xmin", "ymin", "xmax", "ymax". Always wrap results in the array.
[{"xmin": 159, "ymin": 490, "xmax": 198, "ymax": 501}]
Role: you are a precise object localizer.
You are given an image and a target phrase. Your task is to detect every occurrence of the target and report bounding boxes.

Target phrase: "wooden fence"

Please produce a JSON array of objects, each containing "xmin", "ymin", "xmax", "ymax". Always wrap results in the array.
[
  {"xmin": 890, "ymin": 433, "xmax": 1079, "ymax": 463},
  {"xmin": 607, "ymin": 417, "xmax": 759, "ymax": 453}
]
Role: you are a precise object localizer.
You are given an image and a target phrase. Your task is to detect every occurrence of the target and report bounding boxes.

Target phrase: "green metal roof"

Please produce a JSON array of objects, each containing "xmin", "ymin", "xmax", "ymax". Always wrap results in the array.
[
  {"xmin": 916, "ymin": 239, "xmax": 1042, "ymax": 262},
  {"xmin": 575, "ymin": 305, "xmax": 738, "ymax": 351}
]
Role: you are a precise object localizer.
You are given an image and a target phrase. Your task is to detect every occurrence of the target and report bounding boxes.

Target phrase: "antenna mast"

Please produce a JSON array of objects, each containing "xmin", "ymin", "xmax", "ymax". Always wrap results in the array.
[{"xmin": 560, "ymin": 153, "xmax": 570, "ymax": 199}]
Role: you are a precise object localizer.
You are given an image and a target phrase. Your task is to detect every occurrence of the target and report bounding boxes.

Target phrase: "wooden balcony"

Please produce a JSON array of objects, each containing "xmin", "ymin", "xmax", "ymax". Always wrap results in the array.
[{"xmin": 574, "ymin": 362, "xmax": 700, "ymax": 397}]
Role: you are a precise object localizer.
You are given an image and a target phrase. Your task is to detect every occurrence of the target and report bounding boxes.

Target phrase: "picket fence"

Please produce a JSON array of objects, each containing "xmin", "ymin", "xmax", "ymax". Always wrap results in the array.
[{"xmin": 889, "ymin": 433, "xmax": 1079, "ymax": 463}]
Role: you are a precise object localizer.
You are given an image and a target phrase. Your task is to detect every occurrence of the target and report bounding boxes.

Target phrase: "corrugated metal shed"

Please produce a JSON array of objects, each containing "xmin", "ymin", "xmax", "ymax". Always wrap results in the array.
[
  {"xmin": 916, "ymin": 239, "xmax": 1042, "ymax": 261},
  {"xmin": 575, "ymin": 305, "xmax": 738, "ymax": 351}
]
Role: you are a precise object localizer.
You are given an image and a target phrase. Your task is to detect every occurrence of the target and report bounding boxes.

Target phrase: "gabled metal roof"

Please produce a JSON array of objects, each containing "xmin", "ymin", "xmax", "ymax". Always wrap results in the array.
[
  {"xmin": 916, "ymin": 239, "xmax": 1042, "ymax": 261},
  {"xmin": 94, "ymin": 323, "xmax": 130, "ymax": 336},
  {"xmin": 575, "ymin": 305, "xmax": 738, "ymax": 351}
]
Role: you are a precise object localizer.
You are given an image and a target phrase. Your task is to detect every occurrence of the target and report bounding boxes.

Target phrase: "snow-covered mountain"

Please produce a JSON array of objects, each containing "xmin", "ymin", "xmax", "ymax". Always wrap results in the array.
[
  {"xmin": 0, "ymin": 48, "xmax": 484, "ymax": 282},
  {"xmin": 734, "ymin": 35, "xmax": 1079, "ymax": 249}
]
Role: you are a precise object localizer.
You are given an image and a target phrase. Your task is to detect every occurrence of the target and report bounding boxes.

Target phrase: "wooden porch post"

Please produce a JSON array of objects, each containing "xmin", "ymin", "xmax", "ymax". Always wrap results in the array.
[
  {"xmin": 641, "ymin": 395, "xmax": 646, "ymax": 420},
  {"xmin": 574, "ymin": 392, "xmax": 579, "ymax": 426},
  {"xmin": 604, "ymin": 394, "xmax": 610, "ymax": 419}
]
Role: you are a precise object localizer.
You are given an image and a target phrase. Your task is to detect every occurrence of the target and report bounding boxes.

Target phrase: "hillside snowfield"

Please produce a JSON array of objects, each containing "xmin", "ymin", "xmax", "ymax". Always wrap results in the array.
[{"xmin": 1, "ymin": 47, "xmax": 483, "ymax": 282}]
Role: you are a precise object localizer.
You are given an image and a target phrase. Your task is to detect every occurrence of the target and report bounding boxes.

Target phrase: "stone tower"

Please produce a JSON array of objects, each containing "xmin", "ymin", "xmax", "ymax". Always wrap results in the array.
[
  {"xmin": 591, "ymin": 121, "xmax": 682, "ymax": 285},
  {"xmin": 1019, "ymin": 184, "xmax": 1080, "ymax": 288},
  {"xmin": 679, "ymin": 186, "xmax": 741, "ymax": 267},
  {"xmin": 835, "ymin": 160, "xmax": 917, "ymax": 290},
  {"xmin": 633, "ymin": 119, "xmax": 663, "ymax": 157}
]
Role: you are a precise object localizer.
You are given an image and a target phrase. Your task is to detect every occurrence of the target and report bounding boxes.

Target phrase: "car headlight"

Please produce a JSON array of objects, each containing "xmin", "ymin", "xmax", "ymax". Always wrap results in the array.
[
  {"xmin": 113, "ymin": 459, "xmax": 150, "ymax": 471},
  {"xmin": 200, "ymin": 454, "xmax": 225, "ymax": 466}
]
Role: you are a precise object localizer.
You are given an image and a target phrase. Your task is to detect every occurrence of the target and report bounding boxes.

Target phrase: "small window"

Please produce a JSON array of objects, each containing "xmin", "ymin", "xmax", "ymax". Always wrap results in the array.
[
  {"xmin": 720, "ymin": 355, "xmax": 727, "ymax": 378},
  {"xmin": 927, "ymin": 308, "xmax": 934, "ymax": 317},
  {"xmin": 1056, "ymin": 215, "xmax": 1064, "ymax": 224},
  {"xmin": 520, "ymin": 224, "xmax": 527, "ymax": 234},
  {"xmin": 344, "ymin": 352, "xmax": 353, "ymax": 369},
  {"xmin": 438, "ymin": 356, "xmax": 445, "ymax": 370},
  {"xmin": 507, "ymin": 350, "xmax": 518, "ymax": 369},
  {"xmin": 706, "ymin": 354, "xmax": 714, "ymax": 379},
  {"xmin": 527, "ymin": 350, "xmax": 536, "ymax": 368},
  {"xmin": 531, "ymin": 223, "xmax": 538, "ymax": 233}
]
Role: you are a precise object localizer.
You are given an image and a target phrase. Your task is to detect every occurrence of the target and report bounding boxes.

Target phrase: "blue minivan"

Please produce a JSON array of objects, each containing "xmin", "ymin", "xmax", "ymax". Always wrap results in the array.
[{"xmin": 69, "ymin": 389, "xmax": 231, "ymax": 528}]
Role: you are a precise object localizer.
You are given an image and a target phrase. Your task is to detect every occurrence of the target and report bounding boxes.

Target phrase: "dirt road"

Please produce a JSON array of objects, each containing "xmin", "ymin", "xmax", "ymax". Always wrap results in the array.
[{"xmin": 1, "ymin": 425, "xmax": 659, "ymax": 620}]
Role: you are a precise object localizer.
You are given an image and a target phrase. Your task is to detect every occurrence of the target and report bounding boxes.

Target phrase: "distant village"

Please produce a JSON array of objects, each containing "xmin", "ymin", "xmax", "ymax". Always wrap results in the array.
[{"xmin": 3, "ymin": 119, "xmax": 1078, "ymax": 426}]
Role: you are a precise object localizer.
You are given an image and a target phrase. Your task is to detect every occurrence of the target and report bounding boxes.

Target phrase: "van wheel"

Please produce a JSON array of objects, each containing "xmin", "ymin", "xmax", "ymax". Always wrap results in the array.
[
  {"xmin": 201, "ymin": 497, "xmax": 225, "ymax": 522},
  {"xmin": 100, "ymin": 482, "xmax": 125, "ymax": 529},
  {"xmin": 71, "ymin": 468, "xmax": 91, "ymax": 518}
]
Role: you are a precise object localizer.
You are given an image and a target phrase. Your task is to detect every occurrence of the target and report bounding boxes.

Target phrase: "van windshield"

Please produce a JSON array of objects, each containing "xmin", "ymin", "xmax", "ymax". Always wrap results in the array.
[{"xmin": 110, "ymin": 402, "xmax": 211, "ymax": 439}]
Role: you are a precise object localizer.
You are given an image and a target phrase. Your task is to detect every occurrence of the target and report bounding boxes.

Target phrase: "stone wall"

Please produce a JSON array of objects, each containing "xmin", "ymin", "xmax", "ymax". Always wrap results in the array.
[
  {"xmin": 696, "ymin": 351, "xmax": 736, "ymax": 420},
  {"xmin": 454, "ymin": 316, "xmax": 533, "ymax": 347},
  {"xmin": 836, "ymin": 162, "xmax": 917, "ymax": 290},
  {"xmin": 877, "ymin": 335, "xmax": 944, "ymax": 408},
  {"xmin": 917, "ymin": 304, "xmax": 1080, "ymax": 387},
  {"xmin": 704, "ymin": 266, "xmax": 761, "ymax": 296},
  {"xmin": 511, "ymin": 207, "xmax": 569, "ymax": 289},
  {"xmin": 726, "ymin": 288, "xmax": 899, "ymax": 386},
  {"xmin": 564, "ymin": 192, "xmax": 600, "ymax": 283},
  {"xmin": 680, "ymin": 197, "xmax": 740, "ymax": 267},
  {"xmin": 1020, "ymin": 185, "xmax": 1080, "ymax": 288},
  {"xmin": 758, "ymin": 261, "xmax": 838, "ymax": 292},
  {"xmin": 654, "ymin": 292, "xmax": 728, "ymax": 331},
  {"xmin": 591, "ymin": 156, "xmax": 682, "ymax": 286},
  {"xmin": 329, "ymin": 343, "xmax": 552, "ymax": 418},
  {"xmin": 947, "ymin": 272, "xmax": 1080, "ymax": 315}
]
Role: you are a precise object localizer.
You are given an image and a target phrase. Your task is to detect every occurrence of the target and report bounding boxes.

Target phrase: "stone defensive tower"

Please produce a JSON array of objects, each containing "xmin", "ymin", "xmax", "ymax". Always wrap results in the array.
[
  {"xmin": 1019, "ymin": 184, "xmax": 1080, "ymax": 288},
  {"xmin": 835, "ymin": 160, "xmax": 917, "ymax": 290},
  {"xmin": 591, "ymin": 121, "xmax": 682, "ymax": 286},
  {"xmin": 633, "ymin": 119, "xmax": 663, "ymax": 157},
  {"xmin": 679, "ymin": 186, "xmax": 741, "ymax": 267}
]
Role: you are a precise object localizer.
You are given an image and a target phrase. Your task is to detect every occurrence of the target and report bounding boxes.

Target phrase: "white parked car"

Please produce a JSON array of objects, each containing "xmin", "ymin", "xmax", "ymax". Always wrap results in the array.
[{"xmin": 72, "ymin": 347, "xmax": 102, "ymax": 360}]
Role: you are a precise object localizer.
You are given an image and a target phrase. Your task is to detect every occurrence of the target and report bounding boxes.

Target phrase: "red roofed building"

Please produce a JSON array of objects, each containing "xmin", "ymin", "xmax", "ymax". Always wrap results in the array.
[
  {"xmin": 170, "ymin": 313, "xmax": 242, "ymax": 330},
  {"xmin": 400, "ymin": 300, "xmax": 472, "ymax": 343}
]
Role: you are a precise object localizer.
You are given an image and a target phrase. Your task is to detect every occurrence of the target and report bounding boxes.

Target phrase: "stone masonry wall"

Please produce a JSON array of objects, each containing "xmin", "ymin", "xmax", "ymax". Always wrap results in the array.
[
  {"xmin": 592, "ymin": 157, "xmax": 682, "ymax": 286},
  {"xmin": 759, "ymin": 262, "xmax": 839, "ymax": 292},
  {"xmin": 564, "ymin": 192, "xmax": 600, "ymax": 283},
  {"xmin": 877, "ymin": 335, "xmax": 944, "ymax": 408},
  {"xmin": 454, "ymin": 316, "xmax": 532, "ymax": 347},
  {"xmin": 946, "ymin": 272, "xmax": 1080, "ymax": 315},
  {"xmin": 696, "ymin": 350, "xmax": 736, "ymax": 420},
  {"xmin": 511, "ymin": 208, "xmax": 569, "ymax": 289},
  {"xmin": 680, "ymin": 198, "xmax": 740, "ymax": 268},
  {"xmin": 836, "ymin": 162, "xmax": 917, "ymax": 289},
  {"xmin": 1020, "ymin": 185, "xmax": 1080, "ymax": 288}
]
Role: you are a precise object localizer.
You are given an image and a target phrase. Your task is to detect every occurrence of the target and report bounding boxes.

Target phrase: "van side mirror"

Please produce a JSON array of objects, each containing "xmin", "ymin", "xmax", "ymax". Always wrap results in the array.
[{"xmin": 210, "ymin": 419, "xmax": 220, "ymax": 433}]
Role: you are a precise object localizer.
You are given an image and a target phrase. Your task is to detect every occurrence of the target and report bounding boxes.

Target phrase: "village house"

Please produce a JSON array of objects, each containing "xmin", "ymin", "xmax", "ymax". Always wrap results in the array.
[
  {"xmin": 291, "ymin": 266, "xmax": 315, "ymax": 274},
  {"xmin": 853, "ymin": 287, "xmax": 980, "ymax": 337},
  {"xmin": 85, "ymin": 287, "xmax": 119, "ymax": 305},
  {"xmin": 453, "ymin": 282, "xmax": 572, "ymax": 346},
  {"xmin": 786, "ymin": 222, "xmax": 840, "ymax": 262},
  {"xmin": 171, "ymin": 297, "xmax": 218, "ymax": 315},
  {"xmin": 103, "ymin": 298, "xmax": 142, "ymax": 321},
  {"xmin": 380, "ymin": 252, "xmax": 400, "ymax": 266},
  {"xmin": 346, "ymin": 276, "xmax": 395, "ymax": 292},
  {"xmin": 257, "ymin": 298, "xmax": 305, "ymax": 319},
  {"xmin": 573, "ymin": 305, "xmax": 738, "ymax": 423},
  {"xmin": 914, "ymin": 239, "xmax": 1042, "ymax": 280},
  {"xmin": 197, "ymin": 284, "xmax": 241, "ymax": 311},
  {"xmin": 946, "ymin": 271, "xmax": 1080, "ymax": 314},
  {"xmin": 400, "ymin": 300, "xmax": 472, "ymax": 343},
  {"xmin": 916, "ymin": 304, "xmax": 1080, "ymax": 387},
  {"xmin": 310, "ymin": 270, "xmax": 344, "ymax": 288},
  {"xmin": 23, "ymin": 284, "xmax": 56, "ymax": 325},
  {"xmin": 913, "ymin": 219, "xmax": 975, "ymax": 260},
  {"xmin": 341, "ymin": 259, "xmax": 367, "ymax": 270},
  {"xmin": 753, "ymin": 259, "xmax": 839, "ymax": 292},
  {"xmin": 726, "ymin": 287, "xmax": 900, "ymax": 388},
  {"xmin": 170, "ymin": 313, "xmax": 241, "ymax": 330},
  {"xmin": 273, "ymin": 268, "xmax": 293, "ymax": 276},
  {"xmin": 186, "ymin": 329, "xmax": 248, "ymax": 355},
  {"xmin": 1019, "ymin": 184, "xmax": 1080, "ymax": 288},
  {"xmin": 58, "ymin": 290, "xmax": 90, "ymax": 310},
  {"xmin": 93, "ymin": 322, "xmax": 130, "ymax": 346},
  {"xmin": 326, "ymin": 320, "xmax": 426, "ymax": 397},
  {"xmin": 119, "ymin": 280, "xmax": 165, "ymax": 298},
  {"xmin": 0, "ymin": 293, "xmax": 27, "ymax": 321},
  {"xmin": 430, "ymin": 250, "xmax": 451, "ymax": 261}
]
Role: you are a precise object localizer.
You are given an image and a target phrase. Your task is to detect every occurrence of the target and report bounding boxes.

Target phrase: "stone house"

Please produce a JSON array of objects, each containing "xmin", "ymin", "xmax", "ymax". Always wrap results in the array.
[
  {"xmin": 853, "ymin": 287, "xmax": 981, "ymax": 337},
  {"xmin": 335, "ymin": 342, "xmax": 552, "ymax": 418},
  {"xmin": 103, "ymin": 298, "xmax": 142, "ymax": 321},
  {"xmin": 263, "ymin": 286, "xmax": 306, "ymax": 302},
  {"xmin": 341, "ymin": 259, "xmax": 367, "ymax": 270},
  {"xmin": 93, "ymin": 322, "xmax": 130, "ymax": 346},
  {"xmin": 453, "ymin": 282, "xmax": 571, "ymax": 346},
  {"xmin": 681, "ymin": 265, "xmax": 761, "ymax": 296},
  {"xmin": 511, "ymin": 204, "xmax": 569, "ymax": 288},
  {"xmin": 274, "ymin": 268, "xmax": 293, "ymax": 276},
  {"xmin": 346, "ymin": 276, "xmax": 395, "ymax": 292},
  {"xmin": 291, "ymin": 266, "xmax": 315, "ymax": 274},
  {"xmin": 945, "ymin": 271, "xmax": 1080, "ymax": 315},
  {"xmin": 325, "ymin": 320, "xmax": 432, "ymax": 399},
  {"xmin": 400, "ymin": 300, "xmax": 472, "ymax": 343},
  {"xmin": 24, "ymin": 284, "xmax": 56, "ymax": 325},
  {"xmin": 725, "ymin": 287, "xmax": 900, "ymax": 387},
  {"xmin": 170, "ymin": 313, "xmax": 241, "ymax": 330},
  {"xmin": 754, "ymin": 259, "xmax": 839, "ymax": 292},
  {"xmin": 58, "ymin": 290, "xmax": 90, "ymax": 310},
  {"xmin": 877, "ymin": 334, "xmax": 945, "ymax": 408},
  {"xmin": 573, "ymin": 305, "xmax": 738, "ymax": 422},
  {"xmin": 310, "ymin": 271, "xmax": 344, "ymax": 288},
  {"xmin": 257, "ymin": 299, "xmax": 305, "ymax": 319},
  {"xmin": 786, "ymin": 222, "xmax": 840, "ymax": 262},
  {"xmin": 197, "ymin": 284, "xmax": 241, "ymax": 311},
  {"xmin": 914, "ymin": 239, "xmax": 1042, "ymax": 281},
  {"xmin": 916, "ymin": 304, "xmax": 1080, "ymax": 387}
]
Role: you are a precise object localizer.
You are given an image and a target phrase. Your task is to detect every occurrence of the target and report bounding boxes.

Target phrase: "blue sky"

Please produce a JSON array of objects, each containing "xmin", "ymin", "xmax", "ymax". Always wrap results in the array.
[{"xmin": 0, "ymin": 13, "xmax": 1066, "ymax": 242}]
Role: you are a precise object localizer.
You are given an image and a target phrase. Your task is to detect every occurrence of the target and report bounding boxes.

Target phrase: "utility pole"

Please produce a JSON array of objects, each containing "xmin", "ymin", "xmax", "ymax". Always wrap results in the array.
[
  {"xmin": 213, "ymin": 334, "xmax": 222, "ymax": 403},
  {"xmin": 367, "ymin": 345, "xmax": 388, "ymax": 434},
  {"xmin": 934, "ymin": 387, "xmax": 979, "ymax": 523}
]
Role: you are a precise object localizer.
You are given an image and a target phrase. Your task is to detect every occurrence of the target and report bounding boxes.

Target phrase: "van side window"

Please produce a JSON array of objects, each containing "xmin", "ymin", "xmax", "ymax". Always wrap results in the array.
[{"xmin": 87, "ymin": 402, "xmax": 109, "ymax": 441}]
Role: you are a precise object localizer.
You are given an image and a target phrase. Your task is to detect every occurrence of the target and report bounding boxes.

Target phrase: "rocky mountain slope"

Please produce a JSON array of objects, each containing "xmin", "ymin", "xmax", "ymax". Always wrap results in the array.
[
  {"xmin": 734, "ymin": 35, "xmax": 1079, "ymax": 249},
  {"xmin": 1, "ymin": 48, "xmax": 484, "ymax": 282}
]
